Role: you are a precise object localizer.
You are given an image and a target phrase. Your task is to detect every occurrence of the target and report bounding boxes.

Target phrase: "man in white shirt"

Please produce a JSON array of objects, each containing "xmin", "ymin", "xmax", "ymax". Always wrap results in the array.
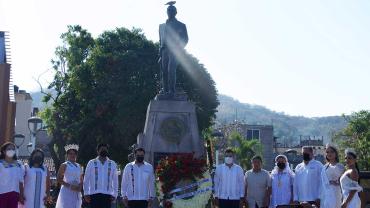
[
  {"xmin": 293, "ymin": 146, "xmax": 323, "ymax": 207},
  {"xmin": 214, "ymin": 148, "xmax": 245, "ymax": 208},
  {"xmin": 245, "ymin": 155, "xmax": 271, "ymax": 208},
  {"xmin": 83, "ymin": 143, "xmax": 119, "ymax": 208},
  {"xmin": 121, "ymin": 147, "xmax": 155, "ymax": 208}
]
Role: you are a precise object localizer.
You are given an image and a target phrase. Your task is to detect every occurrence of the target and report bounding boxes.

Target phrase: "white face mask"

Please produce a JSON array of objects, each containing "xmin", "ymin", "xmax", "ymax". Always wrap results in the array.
[
  {"xmin": 6, "ymin": 150, "xmax": 16, "ymax": 158},
  {"xmin": 225, "ymin": 157, "xmax": 233, "ymax": 164}
]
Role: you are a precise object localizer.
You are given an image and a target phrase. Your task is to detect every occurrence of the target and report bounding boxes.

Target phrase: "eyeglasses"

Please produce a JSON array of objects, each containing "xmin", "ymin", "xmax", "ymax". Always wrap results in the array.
[{"xmin": 345, "ymin": 157, "xmax": 354, "ymax": 160}]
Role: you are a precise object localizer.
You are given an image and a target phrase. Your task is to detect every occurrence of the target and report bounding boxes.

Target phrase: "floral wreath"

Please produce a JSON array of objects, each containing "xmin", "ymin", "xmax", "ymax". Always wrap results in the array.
[{"xmin": 156, "ymin": 153, "xmax": 212, "ymax": 208}]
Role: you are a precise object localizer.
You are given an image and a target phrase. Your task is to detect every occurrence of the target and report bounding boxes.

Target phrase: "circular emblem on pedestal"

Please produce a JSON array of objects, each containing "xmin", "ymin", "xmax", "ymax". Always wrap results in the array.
[{"xmin": 160, "ymin": 117, "xmax": 187, "ymax": 143}]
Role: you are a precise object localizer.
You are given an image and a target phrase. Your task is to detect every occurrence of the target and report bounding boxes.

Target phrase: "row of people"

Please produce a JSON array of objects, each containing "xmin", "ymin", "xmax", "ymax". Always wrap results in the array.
[
  {"xmin": 214, "ymin": 145, "xmax": 363, "ymax": 208},
  {"xmin": 0, "ymin": 141, "xmax": 363, "ymax": 208},
  {"xmin": 0, "ymin": 142, "xmax": 155, "ymax": 208}
]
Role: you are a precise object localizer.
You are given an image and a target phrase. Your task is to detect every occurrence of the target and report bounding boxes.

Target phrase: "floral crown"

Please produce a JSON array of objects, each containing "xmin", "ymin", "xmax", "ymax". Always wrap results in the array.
[{"xmin": 64, "ymin": 144, "xmax": 79, "ymax": 152}]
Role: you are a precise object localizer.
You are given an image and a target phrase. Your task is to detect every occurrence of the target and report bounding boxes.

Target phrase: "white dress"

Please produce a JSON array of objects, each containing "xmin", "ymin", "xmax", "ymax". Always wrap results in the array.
[
  {"xmin": 320, "ymin": 163, "xmax": 345, "ymax": 208},
  {"xmin": 55, "ymin": 161, "xmax": 82, "ymax": 208},
  {"xmin": 22, "ymin": 164, "xmax": 47, "ymax": 208},
  {"xmin": 340, "ymin": 174, "xmax": 362, "ymax": 208}
]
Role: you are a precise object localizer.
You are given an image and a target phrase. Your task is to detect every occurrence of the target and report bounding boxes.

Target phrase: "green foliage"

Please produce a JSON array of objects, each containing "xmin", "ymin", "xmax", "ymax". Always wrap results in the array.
[
  {"xmin": 42, "ymin": 25, "xmax": 218, "ymax": 169},
  {"xmin": 334, "ymin": 110, "xmax": 370, "ymax": 170},
  {"xmin": 228, "ymin": 131, "xmax": 262, "ymax": 170}
]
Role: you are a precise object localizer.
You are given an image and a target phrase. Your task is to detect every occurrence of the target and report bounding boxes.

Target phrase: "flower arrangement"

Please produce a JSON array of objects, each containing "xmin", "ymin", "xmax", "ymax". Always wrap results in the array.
[{"xmin": 156, "ymin": 153, "xmax": 212, "ymax": 208}]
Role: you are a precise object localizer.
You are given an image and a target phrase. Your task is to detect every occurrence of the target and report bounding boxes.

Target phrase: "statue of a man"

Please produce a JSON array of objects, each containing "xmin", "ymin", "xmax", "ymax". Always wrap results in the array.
[{"xmin": 159, "ymin": 2, "xmax": 188, "ymax": 97}]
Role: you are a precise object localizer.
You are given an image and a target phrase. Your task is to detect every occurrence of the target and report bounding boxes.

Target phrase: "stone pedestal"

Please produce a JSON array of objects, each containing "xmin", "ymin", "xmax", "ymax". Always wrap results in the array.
[{"xmin": 137, "ymin": 99, "xmax": 204, "ymax": 166}]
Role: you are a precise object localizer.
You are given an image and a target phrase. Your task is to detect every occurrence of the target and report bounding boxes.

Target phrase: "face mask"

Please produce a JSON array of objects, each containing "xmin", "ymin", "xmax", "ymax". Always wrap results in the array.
[
  {"xmin": 33, "ymin": 155, "xmax": 43, "ymax": 164},
  {"xmin": 99, "ymin": 150, "xmax": 108, "ymax": 157},
  {"xmin": 277, "ymin": 162, "xmax": 286, "ymax": 170},
  {"xmin": 136, "ymin": 156, "xmax": 144, "ymax": 163},
  {"xmin": 303, "ymin": 153, "xmax": 311, "ymax": 161},
  {"xmin": 6, "ymin": 150, "xmax": 15, "ymax": 158},
  {"xmin": 225, "ymin": 157, "xmax": 233, "ymax": 164}
]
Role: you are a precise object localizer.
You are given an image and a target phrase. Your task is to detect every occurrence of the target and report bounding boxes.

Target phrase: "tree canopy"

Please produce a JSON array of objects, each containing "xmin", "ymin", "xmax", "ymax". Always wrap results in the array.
[
  {"xmin": 334, "ymin": 110, "xmax": 370, "ymax": 170},
  {"xmin": 41, "ymin": 25, "xmax": 219, "ymax": 169}
]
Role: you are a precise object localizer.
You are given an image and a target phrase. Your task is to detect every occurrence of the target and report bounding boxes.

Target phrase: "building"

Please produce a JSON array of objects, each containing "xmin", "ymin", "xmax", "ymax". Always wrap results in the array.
[
  {"xmin": 0, "ymin": 31, "xmax": 16, "ymax": 144},
  {"xmin": 238, "ymin": 124, "xmax": 274, "ymax": 170},
  {"xmin": 274, "ymin": 136, "xmax": 326, "ymax": 168},
  {"xmin": 215, "ymin": 122, "xmax": 275, "ymax": 170},
  {"xmin": 14, "ymin": 88, "xmax": 33, "ymax": 156}
]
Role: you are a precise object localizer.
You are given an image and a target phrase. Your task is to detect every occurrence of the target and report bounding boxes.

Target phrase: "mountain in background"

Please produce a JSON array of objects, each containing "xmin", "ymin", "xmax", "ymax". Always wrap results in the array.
[
  {"xmin": 30, "ymin": 91, "xmax": 347, "ymax": 144},
  {"xmin": 216, "ymin": 95, "xmax": 347, "ymax": 145}
]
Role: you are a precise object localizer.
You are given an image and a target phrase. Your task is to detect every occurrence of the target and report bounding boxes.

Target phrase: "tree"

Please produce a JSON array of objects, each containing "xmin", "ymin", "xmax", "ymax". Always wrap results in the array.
[
  {"xmin": 228, "ymin": 131, "xmax": 262, "ymax": 170},
  {"xmin": 41, "ymin": 25, "xmax": 219, "ymax": 170},
  {"xmin": 334, "ymin": 110, "xmax": 370, "ymax": 170}
]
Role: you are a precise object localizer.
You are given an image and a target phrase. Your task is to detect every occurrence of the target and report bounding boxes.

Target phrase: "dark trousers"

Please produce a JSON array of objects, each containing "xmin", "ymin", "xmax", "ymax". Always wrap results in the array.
[
  {"xmin": 128, "ymin": 200, "xmax": 148, "ymax": 208},
  {"xmin": 90, "ymin": 193, "xmax": 112, "ymax": 208},
  {"xmin": 219, "ymin": 199, "xmax": 239, "ymax": 208},
  {"xmin": 0, "ymin": 191, "xmax": 19, "ymax": 208}
]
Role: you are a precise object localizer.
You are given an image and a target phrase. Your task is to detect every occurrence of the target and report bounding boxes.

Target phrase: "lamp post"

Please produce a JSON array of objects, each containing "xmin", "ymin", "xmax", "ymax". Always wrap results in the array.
[
  {"xmin": 27, "ymin": 116, "xmax": 43, "ymax": 153},
  {"xmin": 13, "ymin": 134, "xmax": 25, "ymax": 156}
]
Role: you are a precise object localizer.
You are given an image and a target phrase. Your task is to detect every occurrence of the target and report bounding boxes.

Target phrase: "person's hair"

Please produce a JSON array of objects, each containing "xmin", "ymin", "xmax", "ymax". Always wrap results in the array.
[
  {"xmin": 134, "ymin": 147, "xmax": 145, "ymax": 154},
  {"xmin": 96, "ymin": 143, "xmax": 109, "ymax": 151},
  {"xmin": 325, "ymin": 145, "xmax": 339, "ymax": 163},
  {"xmin": 0, "ymin": 142, "xmax": 17, "ymax": 160},
  {"xmin": 302, "ymin": 146, "xmax": 314, "ymax": 153},
  {"xmin": 29, "ymin": 148, "xmax": 45, "ymax": 170},
  {"xmin": 251, "ymin": 155, "xmax": 263, "ymax": 163},
  {"xmin": 224, "ymin": 148, "xmax": 234, "ymax": 155},
  {"xmin": 346, "ymin": 151, "xmax": 361, "ymax": 183}
]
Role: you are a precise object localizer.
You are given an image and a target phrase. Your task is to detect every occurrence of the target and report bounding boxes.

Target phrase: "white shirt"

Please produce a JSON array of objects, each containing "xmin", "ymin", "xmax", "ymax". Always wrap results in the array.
[
  {"xmin": 294, "ymin": 159, "xmax": 323, "ymax": 202},
  {"xmin": 121, "ymin": 161, "xmax": 155, "ymax": 200},
  {"xmin": 83, "ymin": 157, "xmax": 119, "ymax": 197},
  {"xmin": 270, "ymin": 169, "xmax": 294, "ymax": 207},
  {"xmin": 0, "ymin": 160, "xmax": 24, "ymax": 194},
  {"xmin": 214, "ymin": 163, "xmax": 245, "ymax": 200}
]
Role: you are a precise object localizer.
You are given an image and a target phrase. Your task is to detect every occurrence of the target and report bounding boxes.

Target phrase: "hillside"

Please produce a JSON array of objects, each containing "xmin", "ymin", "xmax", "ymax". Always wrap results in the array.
[
  {"xmin": 216, "ymin": 95, "xmax": 347, "ymax": 144},
  {"xmin": 30, "ymin": 92, "xmax": 347, "ymax": 144}
]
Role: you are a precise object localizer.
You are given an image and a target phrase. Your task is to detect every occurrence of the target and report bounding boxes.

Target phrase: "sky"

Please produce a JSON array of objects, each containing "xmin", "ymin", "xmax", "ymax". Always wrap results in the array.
[{"xmin": 0, "ymin": 0, "xmax": 369, "ymax": 117}]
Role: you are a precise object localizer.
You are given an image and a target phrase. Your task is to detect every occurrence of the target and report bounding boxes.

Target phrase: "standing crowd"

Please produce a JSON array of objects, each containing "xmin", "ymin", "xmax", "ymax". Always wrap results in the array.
[
  {"xmin": 214, "ymin": 145, "xmax": 363, "ymax": 208},
  {"xmin": 0, "ymin": 142, "xmax": 155, "ymax": 208},
  {"xmin": 0, "ymin": 141, "xmax": 364, "ymax": 208}
]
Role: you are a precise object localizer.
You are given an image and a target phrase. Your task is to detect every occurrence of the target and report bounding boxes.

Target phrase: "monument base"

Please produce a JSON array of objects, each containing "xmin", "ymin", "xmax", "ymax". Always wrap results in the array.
[{"xmin": 137, "ymin": 99, "xmax": 205, "ymax": 166}]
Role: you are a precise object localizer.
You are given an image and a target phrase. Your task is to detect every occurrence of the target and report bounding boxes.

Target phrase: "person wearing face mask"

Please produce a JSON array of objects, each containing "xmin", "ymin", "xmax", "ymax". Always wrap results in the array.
[
  {"xmin": 121, "ymin": 147, "xmax": 155, "ymax": 208},
  {"xmin": 293, "ymin": 146, "xmax": 323, "ymax": 207},
  {"xmin": 22, "ymin": 149, "xmax": 51, "ymax": 208},
  {"xmin": 245, "ymin": 155, "xmax": 271, "ymax": 208},
  {"xmin": 0, "ymin": 142, "xmax": 25, "ymax": 208},
  {"xmin": 269, "ymin": 155, "xmax": 294, "ymax": 208},
  {"xmin": 213, "ymin": 148, "xmax": 245, "ymax": 208},
  {"xmin": 56, "ymin": 144, "xmax": 83, "ymax": 208},
  {"xmin": 83, "ymin": 143, "xmax": 118, "ymax": 208}
]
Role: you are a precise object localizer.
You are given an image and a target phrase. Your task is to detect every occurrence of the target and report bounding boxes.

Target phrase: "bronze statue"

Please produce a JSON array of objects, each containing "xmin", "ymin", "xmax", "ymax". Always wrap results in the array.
[{"xmin": 159, "ymin": 1, "xmax": 188, "ymax": 98}]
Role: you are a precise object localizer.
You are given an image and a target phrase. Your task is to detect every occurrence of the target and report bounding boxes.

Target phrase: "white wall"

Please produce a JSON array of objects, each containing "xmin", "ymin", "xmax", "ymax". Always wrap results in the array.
[{"xmin": 14, "ymin": 92, "xmax": 32, "ymax": 156}]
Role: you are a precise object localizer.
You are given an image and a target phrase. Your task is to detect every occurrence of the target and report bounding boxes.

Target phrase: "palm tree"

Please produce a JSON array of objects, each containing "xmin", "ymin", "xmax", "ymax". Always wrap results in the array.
[{"xmin": 229, "ymin": 131, "xmax": 262, "ymax": 170}]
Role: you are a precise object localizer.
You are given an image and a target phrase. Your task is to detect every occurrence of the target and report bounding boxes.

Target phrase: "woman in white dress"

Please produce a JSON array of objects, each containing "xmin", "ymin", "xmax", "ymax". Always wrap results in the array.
[
  {"xmin": 320, "ymin": 144, "xmax": 345, "ymax": 208},
  {"xmin": 340, "ymin": 149, "xmax": 362, "ymax": 208},
  {"xmin": 269, "ymin": 155, "xmax": 295, "ymax": 208},
  {"xmin": 22, "ymin": 149, "xmax": 51, "ymax": 208},
  {"xmin": 55, "ymin": 144, "xmax": 83, "ymax": 208}
]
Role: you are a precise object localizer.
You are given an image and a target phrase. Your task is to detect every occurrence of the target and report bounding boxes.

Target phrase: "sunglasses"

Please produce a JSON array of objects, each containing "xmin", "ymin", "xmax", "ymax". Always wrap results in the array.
[{"xmin": 345, "ymin": 157, "xmax": 354, "ymax": 160}]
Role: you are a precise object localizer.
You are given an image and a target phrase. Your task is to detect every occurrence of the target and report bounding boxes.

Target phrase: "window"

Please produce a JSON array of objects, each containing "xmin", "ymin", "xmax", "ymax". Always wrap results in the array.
[{"xmin": 246, "ymin": 129, "xmax": 260, "ymax": 140}]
